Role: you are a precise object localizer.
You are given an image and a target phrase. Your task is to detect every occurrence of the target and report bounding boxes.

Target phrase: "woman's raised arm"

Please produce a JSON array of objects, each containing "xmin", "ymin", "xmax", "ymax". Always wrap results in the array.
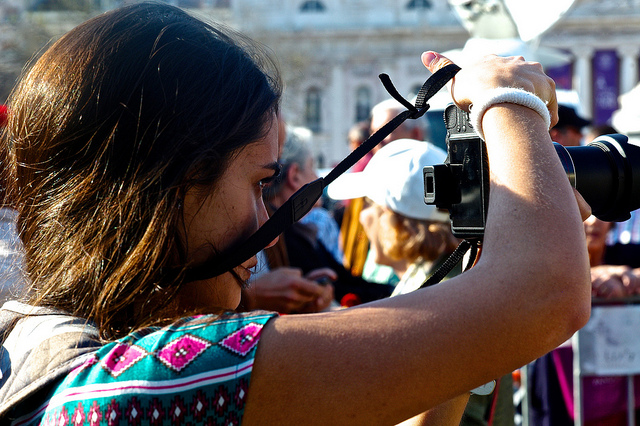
[{"xmin": 244, "ymin": 53, "xmax": 591, "ymax": 426}]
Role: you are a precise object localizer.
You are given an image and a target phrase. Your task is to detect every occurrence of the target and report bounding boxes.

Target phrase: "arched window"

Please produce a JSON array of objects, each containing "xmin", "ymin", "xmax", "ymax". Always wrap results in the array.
[
  {"xmin": 305, "ymin": 88, "xmax": 322, "ymax": 133},
  {"xmin": 406, "ymin": 0, "xmax": 432, "ymax": 10},
  {"xmin": 355, "ymin": 86, "xmax": 372, "ymax": 122},
  {"xmin": 300, "ymin": 0, "xmax": 326, "ymax": 12}
]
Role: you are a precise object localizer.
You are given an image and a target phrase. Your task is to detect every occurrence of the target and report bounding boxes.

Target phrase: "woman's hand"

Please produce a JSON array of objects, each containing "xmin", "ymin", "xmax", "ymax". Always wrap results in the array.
[
  {"xmin": 242, "ymin": 267, "xmax": 335, "ymax": 313},
  {"xmin": 421, "ymin": 51, "xmax": 559, "ymax": 127},
  {"xmin": 298, "ymin": 268, "xmax": 336, "ymax": 313},
  {"xmin": 422, "ymin": 51, "xmax": 593, "ymax": 226}
]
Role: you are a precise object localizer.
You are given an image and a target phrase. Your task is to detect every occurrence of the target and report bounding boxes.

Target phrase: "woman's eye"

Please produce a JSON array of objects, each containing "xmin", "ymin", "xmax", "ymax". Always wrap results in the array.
[
  {"xmin": 258, "ymin": 164, "xmax": 282, "ymax": 190},
  {"xmin": 259, "ymin": 175, "xmax": 276, "ymax": 189}
]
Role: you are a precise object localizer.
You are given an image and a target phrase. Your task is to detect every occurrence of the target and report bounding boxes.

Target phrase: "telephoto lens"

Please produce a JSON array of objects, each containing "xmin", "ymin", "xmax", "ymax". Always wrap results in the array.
[{"xmin": 554, "ymin": 134, "xmax": 640, "ymax": 222}]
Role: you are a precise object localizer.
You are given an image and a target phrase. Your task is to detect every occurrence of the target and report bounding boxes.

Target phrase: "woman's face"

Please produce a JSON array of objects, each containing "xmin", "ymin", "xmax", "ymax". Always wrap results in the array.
[{"xmin": 180, "ymin": 113, "xmax": 280, "ymax": 310}]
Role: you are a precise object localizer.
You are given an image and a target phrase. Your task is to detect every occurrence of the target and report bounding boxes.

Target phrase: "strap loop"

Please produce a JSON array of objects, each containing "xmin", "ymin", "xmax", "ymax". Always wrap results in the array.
[
  {"xmin": 379, "ymin": 73, "xmax": 418, "ymax": 115},
  {"xmin": 419, "ymin": 238, "xmax": 480, "ymax": 289}
]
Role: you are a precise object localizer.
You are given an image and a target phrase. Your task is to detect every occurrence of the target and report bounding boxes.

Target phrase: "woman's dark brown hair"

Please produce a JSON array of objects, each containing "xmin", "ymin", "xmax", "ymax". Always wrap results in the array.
[{"xmin": 2, "ymin": 2, "xmax": 281, "ymax": 339}]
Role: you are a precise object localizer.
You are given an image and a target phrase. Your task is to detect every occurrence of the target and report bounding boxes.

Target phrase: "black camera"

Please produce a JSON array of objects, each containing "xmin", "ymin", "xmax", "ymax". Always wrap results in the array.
[{"xmin": 424, "ymin": 104, "xmax": 640, "ymax": 239}]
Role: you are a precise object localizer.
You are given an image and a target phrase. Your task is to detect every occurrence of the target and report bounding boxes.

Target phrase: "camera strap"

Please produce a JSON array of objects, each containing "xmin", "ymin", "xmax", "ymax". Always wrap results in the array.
[
  {"xmin": 182, "ymin": 63, "xmax": 461, "ymax": 282},
  {"xmin": 419, "ymin": 238, "xmax": 481, "ymax": 289}
]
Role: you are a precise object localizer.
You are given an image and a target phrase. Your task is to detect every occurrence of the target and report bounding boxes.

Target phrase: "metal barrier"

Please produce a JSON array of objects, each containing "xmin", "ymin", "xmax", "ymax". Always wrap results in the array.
[{"xmin": 522, "ymin": 300, "xmax": 640, "ymax": 426}]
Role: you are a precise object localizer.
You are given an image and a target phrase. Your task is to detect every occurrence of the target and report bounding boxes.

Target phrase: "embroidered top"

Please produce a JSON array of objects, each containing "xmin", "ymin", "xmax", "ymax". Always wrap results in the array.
[{"xmin": 10, "ymin": 311, "xmax": 276, "ymax": 426}]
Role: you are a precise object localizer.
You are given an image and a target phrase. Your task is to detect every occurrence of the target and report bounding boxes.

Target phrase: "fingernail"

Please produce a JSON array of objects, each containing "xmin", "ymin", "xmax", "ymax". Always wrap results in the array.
[{"xmin": 422, "ymin": 51, "xmax": 437, "ymax": 67}]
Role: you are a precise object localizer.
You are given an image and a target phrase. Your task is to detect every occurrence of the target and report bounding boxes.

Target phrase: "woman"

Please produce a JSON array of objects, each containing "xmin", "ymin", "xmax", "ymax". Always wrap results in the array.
[{"xmin": 0, "ymin": 3, "xmax": 591, "ymax": 425}]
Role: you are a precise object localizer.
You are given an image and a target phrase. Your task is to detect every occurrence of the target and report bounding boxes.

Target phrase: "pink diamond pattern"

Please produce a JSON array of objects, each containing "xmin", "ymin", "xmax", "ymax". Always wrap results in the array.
[
  {"xmin": 102, "ymin": 343, "xmax": 148, "ymax": 377},
  {"xmin": 219, "ymin": 322, "xmax": 263, "ymax": 357},
  {"xmin": 156, "ymin": 334, "xmax": 211, "ymax": 372}
]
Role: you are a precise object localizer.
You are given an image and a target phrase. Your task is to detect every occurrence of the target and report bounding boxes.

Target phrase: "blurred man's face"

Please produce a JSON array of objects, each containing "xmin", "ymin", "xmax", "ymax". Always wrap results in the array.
[
  {"xmin": 370, "ymin": 109, "xmax": 418, "ymax": 152},
  {"xmin": 551, "ymin": 126, "xmax": 583, "ymax": 147}
]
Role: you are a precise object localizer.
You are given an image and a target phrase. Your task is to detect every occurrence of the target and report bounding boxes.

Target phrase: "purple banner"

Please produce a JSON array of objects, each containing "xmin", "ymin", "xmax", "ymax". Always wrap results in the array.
[
  {"xmin": 546, "ymin": 62, "xmax": 573, "ymax": 91},
  {"xmin": 592, "ymin": 50, "xmax": 620, "ymax": 125}
]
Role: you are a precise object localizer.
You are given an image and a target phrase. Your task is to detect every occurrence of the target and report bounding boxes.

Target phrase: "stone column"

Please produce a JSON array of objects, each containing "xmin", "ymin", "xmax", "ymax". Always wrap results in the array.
[
  {"xmin": 619, "ymin": 45, "xmax": 639, "ymax": 96},
  {"xmin": 573, "ymin": 46, "xmax": 594, "ymax": 118}
]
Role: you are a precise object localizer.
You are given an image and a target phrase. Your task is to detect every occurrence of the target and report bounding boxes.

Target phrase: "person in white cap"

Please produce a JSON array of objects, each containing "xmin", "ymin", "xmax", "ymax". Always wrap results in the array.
[
  {"xmin": 328, "ymin": 139, "xmax": 458, "ymax": 295},
  {"xmin": 339, "ymin": 99, "xmax": 430, "ymax": 286}
]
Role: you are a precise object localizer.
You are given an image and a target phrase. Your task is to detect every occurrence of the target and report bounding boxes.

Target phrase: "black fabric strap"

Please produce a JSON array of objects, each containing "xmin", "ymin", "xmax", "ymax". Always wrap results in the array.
[
  {"xmin": 419, "ymin": 239, "xmax": 480, "ymax": 289},
  {"xmin": 184, "ymin": 64, "xmax": 461, "ymax": 282}
]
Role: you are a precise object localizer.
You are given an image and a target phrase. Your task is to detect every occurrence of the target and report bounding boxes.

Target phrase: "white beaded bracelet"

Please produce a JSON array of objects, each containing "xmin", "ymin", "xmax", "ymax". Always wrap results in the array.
[{"xmin": 469, "ymin": 87, "xmax": 552, "ymax": 140}]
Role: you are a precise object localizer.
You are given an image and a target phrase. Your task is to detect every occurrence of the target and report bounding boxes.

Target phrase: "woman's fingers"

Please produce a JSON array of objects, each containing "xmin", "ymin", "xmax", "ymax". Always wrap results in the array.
[
  {"xmin": 421, "ymin": 51, "xmax": 471, "ymax": 111},
  {"xmin": 421, "ymin": 52, "xmax": 558, "ymax": 125},
  {"xmin": 573, "ymin": 189, "xmax": 592, "ymax": 221},
  {"xmin": 421, "ymin": 51, "xmax": 455, "ymax": 74}
]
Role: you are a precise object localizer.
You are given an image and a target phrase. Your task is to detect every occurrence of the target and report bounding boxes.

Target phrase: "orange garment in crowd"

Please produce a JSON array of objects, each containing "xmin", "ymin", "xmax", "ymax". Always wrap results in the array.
[{"xmin": 340, "ymin": 197, "xmax": 369, "ymax": 277}]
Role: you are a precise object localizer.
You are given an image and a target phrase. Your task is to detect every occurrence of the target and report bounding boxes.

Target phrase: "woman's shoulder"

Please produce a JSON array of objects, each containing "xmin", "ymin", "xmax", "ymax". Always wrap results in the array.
[
  {"xmin": 161, "ymin": 310, "xmax": 277, "ymax": 334},
  {"xmin": 24, "ymin": 311, "xmax": 279, "ymax": 426},
  {"xmin": 96, "ymin": 310, "xmax": 279, "ymax": 374}
]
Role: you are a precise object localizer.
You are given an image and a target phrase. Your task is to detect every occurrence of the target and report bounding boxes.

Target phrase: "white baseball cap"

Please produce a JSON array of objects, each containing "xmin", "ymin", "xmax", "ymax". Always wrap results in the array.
[{"xmin": 328, "ymin": 139, "xmax": 449, "ymax": 222}]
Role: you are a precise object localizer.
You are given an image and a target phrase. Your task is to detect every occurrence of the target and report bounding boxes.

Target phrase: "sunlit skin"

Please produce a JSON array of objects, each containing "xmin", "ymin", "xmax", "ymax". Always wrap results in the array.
[
  {"xmin": 244, "ymin": 52, "xmax": 592, "ymax": 426},
  {"xmin": 179, "ymin": 113, "xmax": 281, "ymax": 311}
]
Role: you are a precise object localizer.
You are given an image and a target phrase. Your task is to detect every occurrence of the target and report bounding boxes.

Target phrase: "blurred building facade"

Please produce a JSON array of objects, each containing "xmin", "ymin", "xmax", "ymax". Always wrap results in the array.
[{"xmin": 1, "ymin": 0, "xmax": 639, "ymax": 164}]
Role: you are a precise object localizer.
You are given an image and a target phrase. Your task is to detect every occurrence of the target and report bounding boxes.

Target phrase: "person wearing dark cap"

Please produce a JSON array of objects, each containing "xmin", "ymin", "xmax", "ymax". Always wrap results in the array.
[{"xmin": 550, "ymin": 104, "xmax": 591, "ymax": 147}]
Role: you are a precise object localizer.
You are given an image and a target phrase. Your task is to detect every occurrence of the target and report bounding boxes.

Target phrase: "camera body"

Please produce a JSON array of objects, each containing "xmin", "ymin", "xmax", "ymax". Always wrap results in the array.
[
  {"xmin": 424, "ymin": 104, "xmax": 489, "ymax": 239},
  {"xmin": 425, "ymin": 103, "xmax": 640, "ymax": 239}
]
